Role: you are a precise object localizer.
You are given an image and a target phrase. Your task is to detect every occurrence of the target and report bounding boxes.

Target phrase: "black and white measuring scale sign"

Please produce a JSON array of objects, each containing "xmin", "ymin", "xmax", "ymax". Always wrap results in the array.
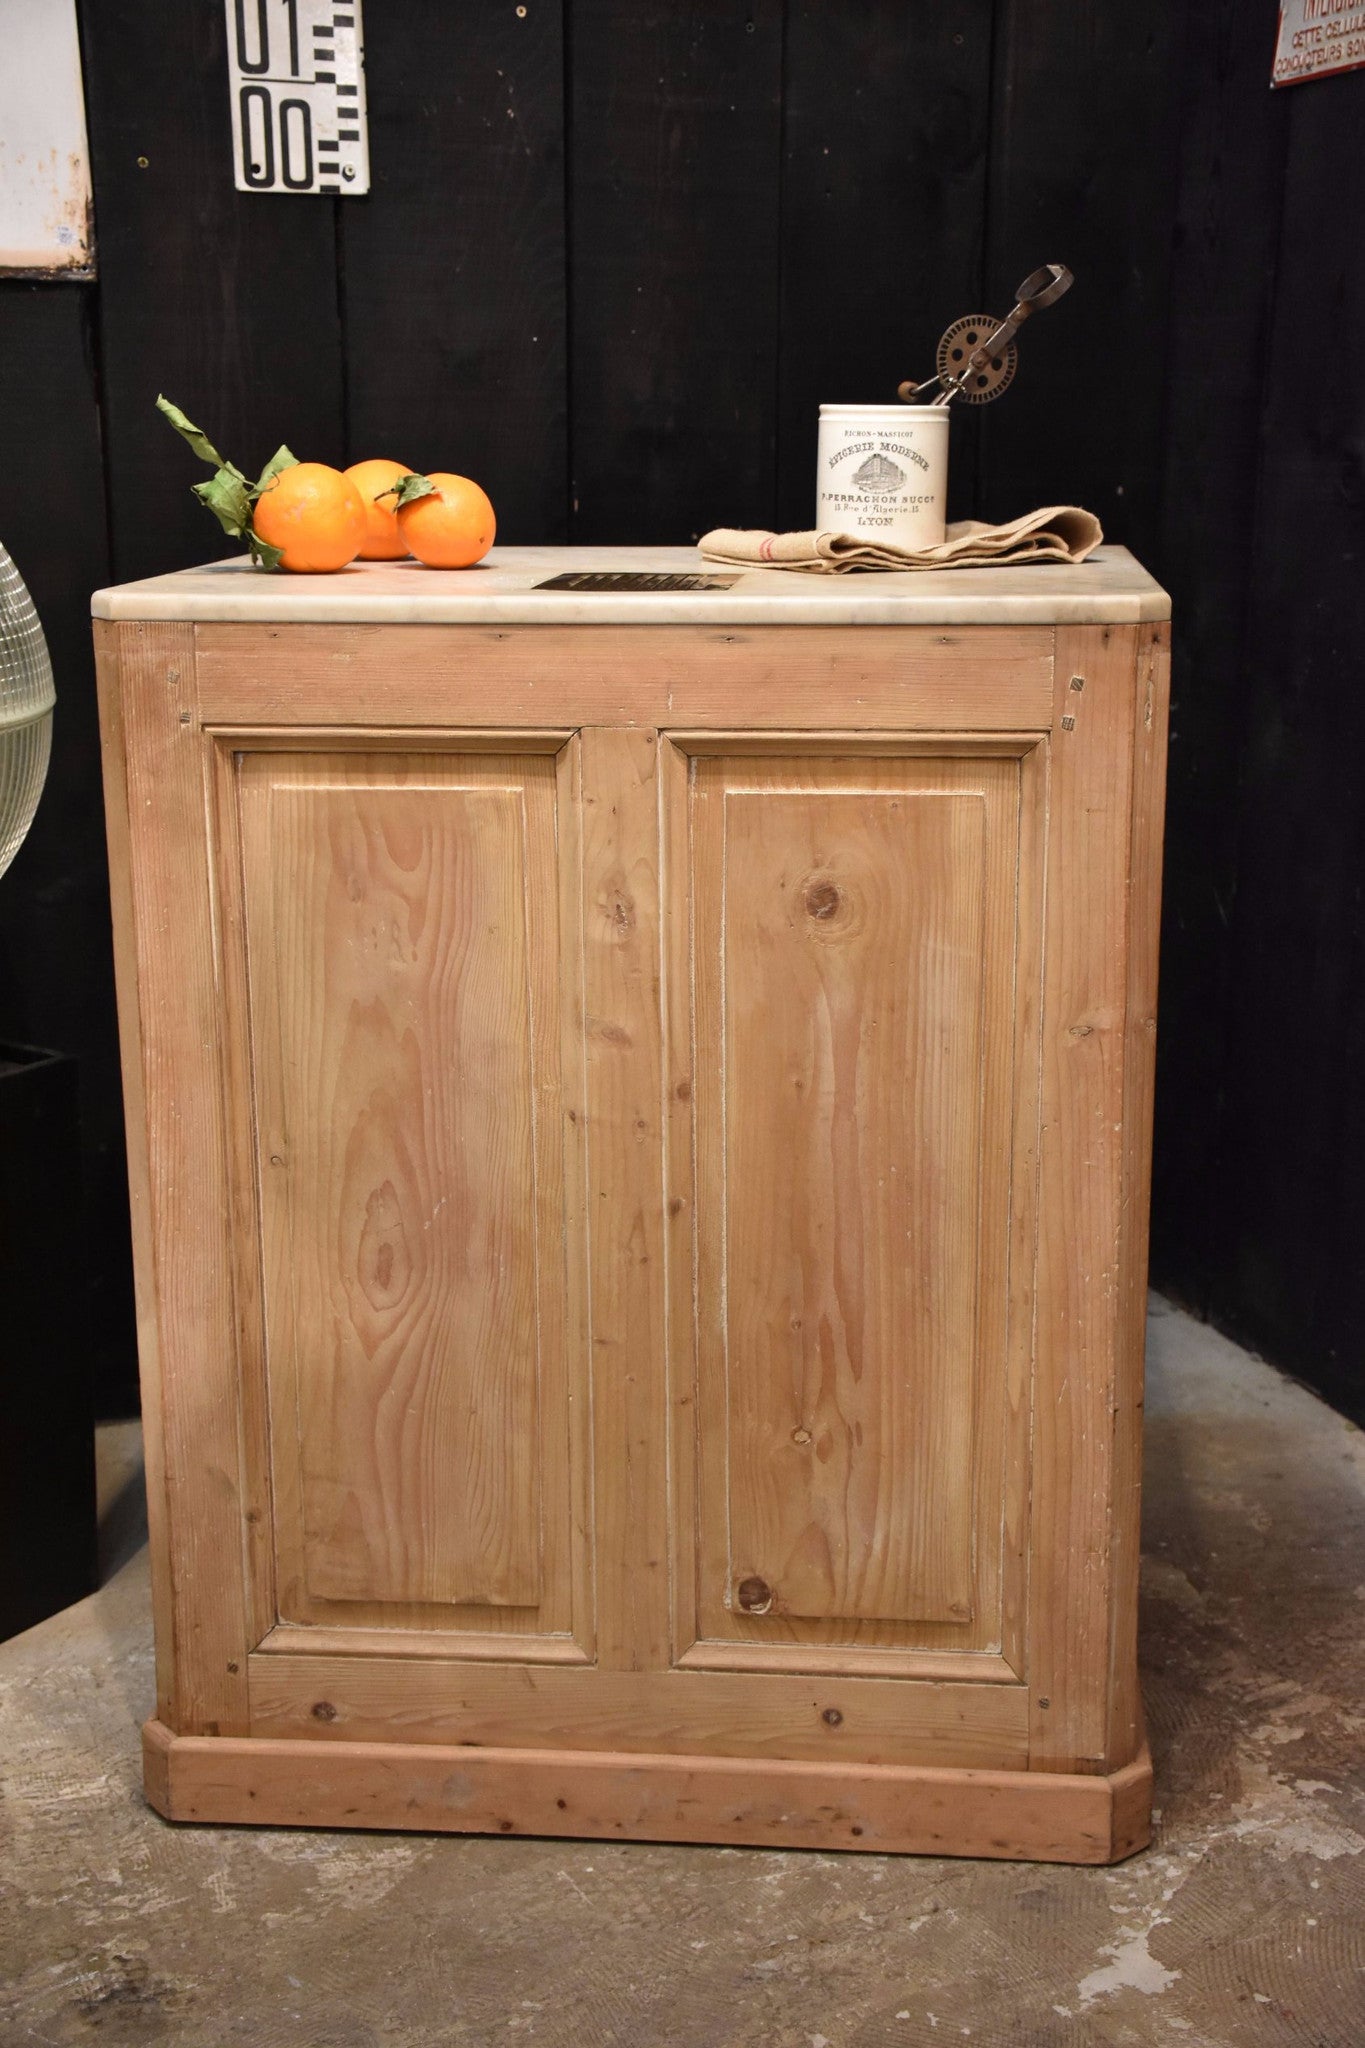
[{"xmin": 226, "ymin": 1, "xmax": 369, "ymax": 196}]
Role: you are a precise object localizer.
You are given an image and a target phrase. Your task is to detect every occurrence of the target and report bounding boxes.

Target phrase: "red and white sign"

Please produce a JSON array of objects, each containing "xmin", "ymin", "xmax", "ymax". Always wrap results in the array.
[{"xmin": 1272, "ymin": 0, "xmax": 1365, "ymax": 86}]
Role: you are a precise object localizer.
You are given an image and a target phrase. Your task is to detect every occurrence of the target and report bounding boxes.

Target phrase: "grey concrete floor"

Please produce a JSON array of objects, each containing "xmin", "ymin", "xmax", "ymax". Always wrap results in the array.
[{"xmin": 2, "ymin": 1299, "xmax": 1362, "ymax": 2048}]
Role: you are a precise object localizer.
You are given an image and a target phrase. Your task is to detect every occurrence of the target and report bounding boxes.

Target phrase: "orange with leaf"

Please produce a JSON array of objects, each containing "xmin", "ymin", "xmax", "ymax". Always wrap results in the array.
[
  {"xmin": 391, "ymin": 471, "xmax": 496, "ymax": 567},
  {"xmin": 159, "ymin": 398, "xmax": 496, "ymax": 573},
  {"xmin": 344, "ymin": 457, "xmax": 414, "ymax": 560},
  {"xmin": 158, "ymin": 396, "xmax": 364, "ymax": 573},
  {"xmin": 252, "ymin": 463, "xmax": 367, "ymax": 572}
]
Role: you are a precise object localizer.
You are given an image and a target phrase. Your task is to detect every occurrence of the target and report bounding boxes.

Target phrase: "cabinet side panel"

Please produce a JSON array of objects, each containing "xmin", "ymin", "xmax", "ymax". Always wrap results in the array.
[
  {"xmin": 238, "ymin": 754, "xmax": 553, "ymax": 1614},
  {"xmin": 1109, "ymin": 623, "xmax": 1171, "ymax": 1762},
  {"xmin": 1029, "ymin": 626, "xmax": 1144, "ymax": 1771},
  {"xmin": 94, "ymin": 623, "xmax": 174, "ymax": 1723},
  {"xmin": 96, "ymin": 622, "xmax": 251, "ymax": 1735}
]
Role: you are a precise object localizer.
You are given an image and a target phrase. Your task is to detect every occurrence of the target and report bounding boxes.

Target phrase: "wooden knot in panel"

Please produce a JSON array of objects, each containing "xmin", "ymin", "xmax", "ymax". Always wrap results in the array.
[{"xmin": 797, "ymin": 871, "xmax": 863, "ymax": 941}]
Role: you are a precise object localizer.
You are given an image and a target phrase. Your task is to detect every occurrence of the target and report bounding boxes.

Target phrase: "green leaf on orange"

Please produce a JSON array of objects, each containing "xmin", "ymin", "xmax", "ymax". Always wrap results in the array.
[
  {"xmin": 191, "ymin": 466, "xmax": 253, "ymax": 538},
  {"xmin": 254, "ymin": 444, "xmax": 299, "ymax": 496},
  {"xmin": 156, "ymin": 394, "xmax": 227, "ymax": 471},
  {"xmin": 388, "ymin": 472, "xmax": 440, "ymax": 509},
  {"xmin": 246, "ymin": 528, "xmax": 286, "ymax": 573}
]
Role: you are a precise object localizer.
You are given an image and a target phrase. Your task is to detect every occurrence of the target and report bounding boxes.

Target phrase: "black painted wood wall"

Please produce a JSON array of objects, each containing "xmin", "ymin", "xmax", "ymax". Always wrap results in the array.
[{"xmin": 0, "ymin": 3, "xmax": 1360, "ymax": 1420}]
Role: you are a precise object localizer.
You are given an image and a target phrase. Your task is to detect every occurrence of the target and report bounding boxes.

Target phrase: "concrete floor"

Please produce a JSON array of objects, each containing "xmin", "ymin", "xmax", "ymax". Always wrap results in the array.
[{"xmin": 2, "ymin": 1299, "xmax": 1362, "ymax": 2047}]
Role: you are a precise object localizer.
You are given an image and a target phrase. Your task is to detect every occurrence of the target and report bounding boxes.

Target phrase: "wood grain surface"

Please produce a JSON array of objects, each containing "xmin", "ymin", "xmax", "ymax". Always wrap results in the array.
[
  {"xmin": 190, "ymin": 623, "xmax": 1055, "ymax": 731},
  {"xmin": 341, "ymin": 2, "xmax": 568, "ymax": 545},
  {"xmin": 978, "ymin": 0, "xmax": 1181, "ymax": 552},
  {"xmin": 776, "ymin": 1, "xmax": 994, "ymax": 526},
  {"xmin": 145, "ymin": 1719, "xmax": 1152, "ymax": 1863},
  {"xmin": 668, "ymin": 741, "xmax": 1038, "ymax": 1671},
  {"xmin": 246, "ymin": 1654, "xmax": 1027, "ymax": 1769},
  {"xmin": 78, "ymin": 1, "xmax": 344, "ymax": 583},
  {"xmin": 233, "ymin": 748, "xmax": 584, "ymax": 1638},
  {"xmin": 1204, "ymin": 72, "xmax": 1365, "ymax": 1422},
  {"xmin": 96, "ymin": 623, "xmax": 251, "ymax": 1735},
  {"xmin": 1028, "ymin": 626, "xmax": 1147, "ymax": 1771},
  {"xmin": 696, "ymin": 760, "xmax": 997, "ymax": 1631},
  {"xmin": 578, "ymin": 727, "xmax": 672, "ymax": 1671},
  {"xmin": 1109, "ymin": 624, "xmax": 1170, "ymax": 1762},
  {"xmin": 1149, "ymin": 3, "xmax": 1290, "ymax": 1310},
  {"xmin": 569, "ymin": 0, "xmax": 783, "ymax": 542},
  {"xmin": 102, "ymin": 613, "xmax": 1161, "ymax": 1858}
]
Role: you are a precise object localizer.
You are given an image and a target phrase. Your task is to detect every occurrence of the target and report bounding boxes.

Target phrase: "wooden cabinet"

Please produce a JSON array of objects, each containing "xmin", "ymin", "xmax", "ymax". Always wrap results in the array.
[{"xmin": 94, "ymin": 547, "xmax": 1169, "ymax": 1862}]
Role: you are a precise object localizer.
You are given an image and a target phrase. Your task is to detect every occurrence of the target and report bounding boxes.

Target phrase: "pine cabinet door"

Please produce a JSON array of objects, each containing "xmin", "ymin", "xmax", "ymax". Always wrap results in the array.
[
  {"xmin": 663, "ymin": 737, "xmax": 1043, "ymax": 1682},
  {"xmin": 221, "ymin": 740, "xmax": 593, "ymax": 1663}
]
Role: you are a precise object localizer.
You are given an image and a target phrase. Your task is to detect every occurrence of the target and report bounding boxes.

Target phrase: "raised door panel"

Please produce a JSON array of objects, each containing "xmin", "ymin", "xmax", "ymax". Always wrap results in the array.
[
  {"xmin": 231, "ymin": 747, "xmax": 589, "ymax": 1652},
  {"xmin": 669, "ymin": 743, "xmax": 1041, "ymax": 1675}
]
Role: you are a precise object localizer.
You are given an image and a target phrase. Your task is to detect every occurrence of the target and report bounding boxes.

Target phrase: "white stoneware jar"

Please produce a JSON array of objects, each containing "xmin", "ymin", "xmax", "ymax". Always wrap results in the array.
[{"xmin": 816, "ymin": 404, "xmax": 949, "ymax": 549}]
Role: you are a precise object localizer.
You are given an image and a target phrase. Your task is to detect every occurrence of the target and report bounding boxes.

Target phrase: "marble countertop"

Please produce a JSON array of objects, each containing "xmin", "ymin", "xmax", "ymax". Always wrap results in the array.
[{"xmin": 92, "ymin": 543, "xmax": 1170, "ymax": 626}]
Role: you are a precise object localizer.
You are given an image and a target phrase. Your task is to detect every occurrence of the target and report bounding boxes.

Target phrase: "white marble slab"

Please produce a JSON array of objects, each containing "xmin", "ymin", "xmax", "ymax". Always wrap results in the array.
[{"xmin": 92, "ymin": 543, "xmax": 1170, "ymax": 626}]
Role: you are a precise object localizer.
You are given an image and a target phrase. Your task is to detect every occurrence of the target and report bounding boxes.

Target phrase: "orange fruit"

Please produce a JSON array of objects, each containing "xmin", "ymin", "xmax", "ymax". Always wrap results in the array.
[
  {"xmin": 252, "ymin": 462, "xmax": 367, "ymax": 573},
  {"xmin": 344, "ymin": 457, "xmax": 413, "ymax": 560},
  {"xmin": 396, "ymin": 472, "xmax": 496, "ymax": 568}
]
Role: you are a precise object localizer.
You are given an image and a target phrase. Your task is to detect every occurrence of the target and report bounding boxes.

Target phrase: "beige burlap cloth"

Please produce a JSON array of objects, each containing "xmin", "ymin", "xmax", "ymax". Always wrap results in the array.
[{"xmin": 699, "ymin": 505, "xmax": 1102, "ymax": 573}]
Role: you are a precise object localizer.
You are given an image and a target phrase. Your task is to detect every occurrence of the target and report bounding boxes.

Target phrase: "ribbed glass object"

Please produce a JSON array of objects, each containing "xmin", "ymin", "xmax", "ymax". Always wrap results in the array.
[{"xmin": 0, "ymin": 544, "xmax": 56, "ymax": 879}]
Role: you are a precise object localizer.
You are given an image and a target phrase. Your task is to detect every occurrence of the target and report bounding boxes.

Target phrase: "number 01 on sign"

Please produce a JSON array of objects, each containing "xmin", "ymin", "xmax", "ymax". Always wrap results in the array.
[{"xmin": 226, "ymin": 1, "xmax": 368, "ymax": 195}]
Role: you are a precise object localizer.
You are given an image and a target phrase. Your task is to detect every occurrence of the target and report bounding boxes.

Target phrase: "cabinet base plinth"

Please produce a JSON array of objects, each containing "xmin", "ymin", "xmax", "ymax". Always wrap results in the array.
[{"xmin": 142, "ymin": 1719, "xmax": 1151, "ymax": 1865}]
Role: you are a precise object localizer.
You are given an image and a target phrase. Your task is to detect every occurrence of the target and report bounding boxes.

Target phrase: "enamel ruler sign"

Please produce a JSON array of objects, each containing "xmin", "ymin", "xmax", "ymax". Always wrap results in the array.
[
  {"xmin": 226, "ymin": 1, "xmax": 369, "ymax": 194},
  {"xmin": 1271, "ymin": 0, "xmax": 1365, "ymax": 85}
]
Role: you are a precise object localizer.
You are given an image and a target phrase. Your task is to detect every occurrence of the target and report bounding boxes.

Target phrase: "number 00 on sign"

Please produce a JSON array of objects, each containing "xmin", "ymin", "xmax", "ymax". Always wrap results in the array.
[{"xmin": 226, "ymin": 1, "xmax": 369, "ymax": 196}]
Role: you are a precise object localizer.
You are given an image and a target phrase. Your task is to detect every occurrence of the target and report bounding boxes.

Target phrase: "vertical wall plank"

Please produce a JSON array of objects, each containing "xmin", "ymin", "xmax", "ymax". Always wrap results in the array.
[
  {"xmin": 569, "ymin": 2, "xmax": 784, "ymax": 542},
  {"xmin": 1148, "ymin": 8, "xmax": 1290, "ymax": 1309},
  {"xmin": 776, "ymin": 1, "xmax": 994, "ymax": 527},
  {"xmin": 0, "ymin": 284, "xmax": 132, "ymax": 1409},
  {"xmin": 979, "ymin": 1, "xmax": 1182, "ymax": 556},
  {"xmin": 341, "ymin": 1, "xmax": 568, "ymax": 542},
  {"xmin": 78, "ymin": 0, "xmax": 344, "ymax": 581},
  {"xmin": 1209, "ymin": 74, "xmax": 1365, "ymax": 1424}
]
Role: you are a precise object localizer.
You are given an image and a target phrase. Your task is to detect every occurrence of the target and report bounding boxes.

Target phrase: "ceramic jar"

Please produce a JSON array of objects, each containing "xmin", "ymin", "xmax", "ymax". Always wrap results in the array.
[{"xmin": 816, "ymin": 404, "xmax": 949, "ymax": 548}]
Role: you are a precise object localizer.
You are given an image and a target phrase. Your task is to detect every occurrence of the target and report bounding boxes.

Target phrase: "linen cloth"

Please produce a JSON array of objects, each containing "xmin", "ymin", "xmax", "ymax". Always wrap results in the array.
[{"xmin": 698, "ymin": 505, "xmax": 1102, "ymax": 573}]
